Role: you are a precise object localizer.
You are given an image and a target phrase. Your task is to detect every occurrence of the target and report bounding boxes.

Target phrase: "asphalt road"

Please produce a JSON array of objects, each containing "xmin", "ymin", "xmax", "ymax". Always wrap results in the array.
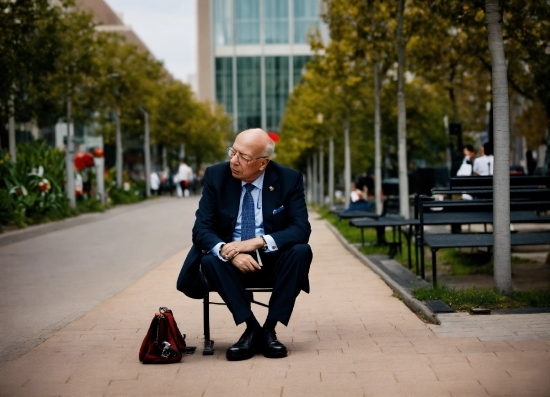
[{"xmin": 0, "ymin": 196, "xmax": 199, "ymax": 364}]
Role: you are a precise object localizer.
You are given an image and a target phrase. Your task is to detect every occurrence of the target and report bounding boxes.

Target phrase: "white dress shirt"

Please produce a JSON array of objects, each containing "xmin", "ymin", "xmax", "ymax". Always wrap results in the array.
[
  {"xmin": 212, "ymin": 172, "xmax": 278, "ymax": 261},
  {"xmin": 473, "ymin": 155, "xmax": 494, "ymax": 176}
]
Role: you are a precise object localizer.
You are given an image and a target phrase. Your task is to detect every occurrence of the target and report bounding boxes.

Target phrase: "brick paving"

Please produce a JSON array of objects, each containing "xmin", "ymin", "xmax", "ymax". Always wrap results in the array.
[{"xmin": 0, "ymin": 214, "xmax": 549, "ymax": 396}]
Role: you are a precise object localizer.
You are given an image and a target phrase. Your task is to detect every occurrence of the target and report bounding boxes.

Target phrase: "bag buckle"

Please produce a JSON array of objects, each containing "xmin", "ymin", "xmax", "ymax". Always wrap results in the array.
[{"xmin": 161, "ymin": 341, "xmax": 172, "ymax": 358}]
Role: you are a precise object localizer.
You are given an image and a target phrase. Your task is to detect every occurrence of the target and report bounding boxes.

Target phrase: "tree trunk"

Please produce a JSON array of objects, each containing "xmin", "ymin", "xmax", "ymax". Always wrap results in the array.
[
  {"xmin": 162, "ymin": 145, "xmax": 167, "ymax": 171},
  {"xmin": 313, "ymin": 153, "xmax": 318, "ymax": 205},
  {"xmin": 486, "ymin": 0, "xmax": 511, "ymax": 294},
  {"xmin": 319, "ymin": 144, "xmax": 324, "ymax": 206},
  {"xmin": 344, "ymin": 118, "xmax": 351, "ymax": 209},
  {"xmin": 374, "ymin": 57, "xmax": 383, "ymax": 214},
  {"xmin": 116, "ymin": 109, "xmax": 123, "ymax": 188},
  {"xmin": 8, "ymin": 96, "xmax": 16, "ymax": 163},
  {"xmin": 397, "ymin": 0, "xmax": 409, "ymax": 218},
  {"xmin": 65, "ymin": 96, "xmax": 76, "ymax": 209},
  {"xmin": 307, "ymin": 157, "xmax": 313, "ymax": 203},
  {"xmin": 329, "ymin": 135, "xmax": 335, "ymax": 208},
  {"xmin": 143, "ymin": 110, "xmax": 151, "ymax": 198},
  {"xmin": 543, "ymin": 129, "xmax": 550, "ymax": 176}
]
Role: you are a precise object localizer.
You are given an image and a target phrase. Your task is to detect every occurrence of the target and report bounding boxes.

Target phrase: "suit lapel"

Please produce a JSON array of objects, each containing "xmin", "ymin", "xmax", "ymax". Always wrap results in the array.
[{"xmin": 262, "ymin": 164, "xmax": 280, "ymax": 233}]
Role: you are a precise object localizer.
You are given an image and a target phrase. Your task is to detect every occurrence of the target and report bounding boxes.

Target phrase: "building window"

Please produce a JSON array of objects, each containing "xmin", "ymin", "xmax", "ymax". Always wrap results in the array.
[
  {"xmin": 265, "ymin": 56, "xmax": 289, "ymax": 131},
  {"xmin": 294, "ymin": 0, "xmax": 319, "ymax": 44},
  {"xmin": 265, "ymin": 0, "xmax": 289, "ymax": 44},
  {"xmin": 293, "ymin": 55, "xmax": 311, "ymax": 86},
  {"xmin": 213, "ymin": 0, "xmax": 234, "ymax": 45},
  {"xmin": 235, "ymin": 0, "xmax": 260, "ymax": 44},
  {"xmin": 237, "ymin": 57, "xmax": 261, "ymax": 130},
  {"xmin": 215, "ymin": 57, "xmax": 233, "ymax": 114}
]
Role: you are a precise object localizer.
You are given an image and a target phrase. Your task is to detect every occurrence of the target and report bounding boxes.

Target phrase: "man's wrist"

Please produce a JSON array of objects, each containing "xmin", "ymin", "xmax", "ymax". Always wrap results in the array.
[{"xmin": 260, "ymin": 236, "xmax": 268, "ymax": 252}]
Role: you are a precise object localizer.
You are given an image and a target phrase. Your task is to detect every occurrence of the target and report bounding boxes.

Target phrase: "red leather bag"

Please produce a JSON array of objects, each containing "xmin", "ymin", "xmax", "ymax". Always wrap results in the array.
[{"xmin": 139, "ymin": 307, "xmax": 193, "ymax": 364}]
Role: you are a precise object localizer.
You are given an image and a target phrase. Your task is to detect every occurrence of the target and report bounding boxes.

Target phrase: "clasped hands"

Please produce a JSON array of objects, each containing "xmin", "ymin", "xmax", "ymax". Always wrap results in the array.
[{"xmin": 220, "ymin": 237, "xmax": 264, "ymax": 273}]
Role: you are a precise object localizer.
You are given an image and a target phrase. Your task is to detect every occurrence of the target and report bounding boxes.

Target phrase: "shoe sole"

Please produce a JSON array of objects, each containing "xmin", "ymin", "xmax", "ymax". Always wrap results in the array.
[
  {"xmin": 226, "ymin": 348, "xmax": 258, "ymax": 361},
  {"xmin": 226, "ymin": 353, "xmax": 254, "ymax": 361},
  {"xmin": 263, "ymin": 350, "xmax": 287, "ymax": 358}
]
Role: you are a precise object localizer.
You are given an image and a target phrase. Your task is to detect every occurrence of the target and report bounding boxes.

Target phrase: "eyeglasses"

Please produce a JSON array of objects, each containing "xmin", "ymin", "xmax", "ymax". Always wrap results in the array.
[{"xmin": 227, "ymin": 147, "xmax": 268, "ymax": 165}]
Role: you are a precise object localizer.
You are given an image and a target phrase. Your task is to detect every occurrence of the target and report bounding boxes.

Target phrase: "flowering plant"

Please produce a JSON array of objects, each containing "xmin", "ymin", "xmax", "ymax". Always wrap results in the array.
[{"xmin": 0, "ymin": 141, "xmax": 71, "ymax": 226}]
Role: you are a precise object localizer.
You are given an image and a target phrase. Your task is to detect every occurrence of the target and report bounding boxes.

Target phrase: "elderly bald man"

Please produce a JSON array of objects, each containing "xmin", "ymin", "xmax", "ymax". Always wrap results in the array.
[{"xmin": 177, "ymin": 128, "xmax": 312, "ymax": 361}]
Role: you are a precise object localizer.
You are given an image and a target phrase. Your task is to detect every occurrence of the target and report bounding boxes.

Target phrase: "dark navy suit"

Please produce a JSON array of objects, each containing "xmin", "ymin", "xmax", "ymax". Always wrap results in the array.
[{"xmin": 176, "ymin": 160, "xmax": 312, "ymax": 325}]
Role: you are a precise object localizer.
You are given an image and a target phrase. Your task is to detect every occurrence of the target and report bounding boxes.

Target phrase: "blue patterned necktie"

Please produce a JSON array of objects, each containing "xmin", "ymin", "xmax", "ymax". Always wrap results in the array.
[{"xmin": 241, "ymin": 183, "xmax": 255, "ymax": 241}]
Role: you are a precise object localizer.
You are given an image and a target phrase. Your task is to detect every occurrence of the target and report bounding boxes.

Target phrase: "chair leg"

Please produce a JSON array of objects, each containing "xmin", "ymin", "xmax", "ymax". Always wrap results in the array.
[{"xmin": 203, "ymin": 293, "xmax": 214, "ymax": 355}]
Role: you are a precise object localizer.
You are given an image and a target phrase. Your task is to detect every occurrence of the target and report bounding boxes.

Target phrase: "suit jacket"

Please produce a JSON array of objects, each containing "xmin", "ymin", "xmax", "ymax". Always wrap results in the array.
[{"xmin": 176, "ymin": 160, "xmax": 311, "ymax": 299}]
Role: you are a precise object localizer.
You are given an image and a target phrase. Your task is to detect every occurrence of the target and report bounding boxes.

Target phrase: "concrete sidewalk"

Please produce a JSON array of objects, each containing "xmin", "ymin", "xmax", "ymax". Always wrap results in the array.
[{"xmin": 1, "ymin": 215, "xmax": 549, "ymax": 397}]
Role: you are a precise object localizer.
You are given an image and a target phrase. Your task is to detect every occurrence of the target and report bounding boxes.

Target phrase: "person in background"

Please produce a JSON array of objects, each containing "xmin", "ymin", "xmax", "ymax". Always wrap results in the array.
[
  {"xmin": 457, "ymin": 144, "xmax": 476, "ymax": 176},
  {"xmin": 346, "ymin": 182, "xmax": 371, "ymax": 212},
  {"xmin": 150, "ymin": 170, "xmax": 160, "ymax": 196},
  {"xmin": 350, "ymin": 182, "xmax": 365, "ymax": 203},
  {"xmin": 463, "ymin": 144, "xmax": 475, "ymax": 164},
  {"xmin": 177, "ymin": 159, "xmax": 194, "ymax": 197},
  {"xmin": 473, "ymin": 142, "xmax": 494, "ymax": 176}
]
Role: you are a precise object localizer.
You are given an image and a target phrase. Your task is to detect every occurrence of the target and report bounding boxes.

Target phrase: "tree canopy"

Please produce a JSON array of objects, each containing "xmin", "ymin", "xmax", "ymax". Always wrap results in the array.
[
  {"xmin": 0, "ymin": 0, "xmax": 232, "ymax": 169},
  {"xmin": 278, "ymin": 0, "xmax": 549, "ymax": 179}
]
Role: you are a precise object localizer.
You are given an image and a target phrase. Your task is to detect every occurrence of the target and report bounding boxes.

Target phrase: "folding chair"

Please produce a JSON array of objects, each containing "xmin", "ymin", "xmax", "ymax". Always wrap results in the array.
[{"xmin": 203, "ymin": 287, "xmax": 273, "ymax": 355}]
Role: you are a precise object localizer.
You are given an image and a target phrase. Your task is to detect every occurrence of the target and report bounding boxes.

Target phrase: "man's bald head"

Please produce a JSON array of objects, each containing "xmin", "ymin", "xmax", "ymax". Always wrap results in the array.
[
  {"xmin": 229, "ymin": 128, "xmax": 274, "ymax": 183},
  {"xmin": 237, "ymin": 128, "xmax": 275, "ymax": 158}
]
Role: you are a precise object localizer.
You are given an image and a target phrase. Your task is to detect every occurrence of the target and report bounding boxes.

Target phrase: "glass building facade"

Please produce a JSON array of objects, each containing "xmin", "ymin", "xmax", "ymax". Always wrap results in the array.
[{"xmin": 211, "ymin": 0, "xmax": 322, "ymax": 132}]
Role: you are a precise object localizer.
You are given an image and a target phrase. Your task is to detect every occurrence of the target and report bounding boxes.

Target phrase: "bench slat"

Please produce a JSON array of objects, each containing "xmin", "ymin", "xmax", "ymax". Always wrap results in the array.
[{"xmin": 424, "ymin": 232, "xmax": 550, "ymax": 249}]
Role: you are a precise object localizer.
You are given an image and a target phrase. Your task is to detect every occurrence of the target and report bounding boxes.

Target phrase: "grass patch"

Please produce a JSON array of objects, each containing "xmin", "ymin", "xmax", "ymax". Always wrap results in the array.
[
  {"xmin": 438, "ymin": 248, "xmax": 540, "ymax": 276},
  {"xmin": 438, "ymin": 248, "xmax": 493, "ymax": 276},
  {"xmin": 413, "ymin": 284, "xmax": 550, "ymax": 311}
]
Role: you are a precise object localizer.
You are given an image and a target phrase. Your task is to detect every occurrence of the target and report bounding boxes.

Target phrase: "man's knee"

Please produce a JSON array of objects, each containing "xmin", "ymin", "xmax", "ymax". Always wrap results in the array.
[
  {"xmin": 287, "ymin": 243, "xmax": 313, "ymax": 264},
  {"xmin": 200, "ymin": 254, "xmax": 224, "ymax": 279}
]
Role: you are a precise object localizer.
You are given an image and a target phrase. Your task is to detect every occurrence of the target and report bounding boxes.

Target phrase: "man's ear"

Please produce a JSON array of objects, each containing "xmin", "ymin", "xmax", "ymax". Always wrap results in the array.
[{"xmin": 259, "ymin": 159, "xmax": 270, "ymax": 171}]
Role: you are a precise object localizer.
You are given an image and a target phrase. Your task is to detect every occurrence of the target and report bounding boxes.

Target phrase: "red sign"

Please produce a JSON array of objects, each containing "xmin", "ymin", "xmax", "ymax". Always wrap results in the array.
[{"xmin": 267, "ymin": 131, "xmax": 279, "ymax": 142}]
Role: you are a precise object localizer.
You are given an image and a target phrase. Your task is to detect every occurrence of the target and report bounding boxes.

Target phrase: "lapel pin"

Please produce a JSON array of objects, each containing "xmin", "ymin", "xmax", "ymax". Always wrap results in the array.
[{"xmin": 269, "ymin": 186, "xmax": 274, "ymax": 191}]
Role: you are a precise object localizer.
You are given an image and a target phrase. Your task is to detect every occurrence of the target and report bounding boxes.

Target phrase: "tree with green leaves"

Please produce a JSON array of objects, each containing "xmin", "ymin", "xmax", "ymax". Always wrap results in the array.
[{"xmin": 0, "ymin": 0, "xmax": 68, "ymax": 160}]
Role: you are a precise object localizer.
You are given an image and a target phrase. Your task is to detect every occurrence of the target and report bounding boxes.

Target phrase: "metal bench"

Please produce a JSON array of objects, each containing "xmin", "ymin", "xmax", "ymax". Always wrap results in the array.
[
  {"xmin": 424, "ymin": 232, "xmax": 550, "ymax": 286},
  {"xmin": 350, "ymin": 217, "xmax": 420, "ymax": 271},
  {"xmin": 418, "ymin": 194, "xmax": 550, "ymax": 286}
]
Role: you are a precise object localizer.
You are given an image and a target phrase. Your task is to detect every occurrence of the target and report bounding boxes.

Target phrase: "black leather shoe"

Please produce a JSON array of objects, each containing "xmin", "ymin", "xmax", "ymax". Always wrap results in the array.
[
  {"xmin": 226, "ymin": 327, "xmax": 262, "ymax": 361},
  {"xmin": 263, "ymin": 329, "xmax": 287, "ymax": 358}
]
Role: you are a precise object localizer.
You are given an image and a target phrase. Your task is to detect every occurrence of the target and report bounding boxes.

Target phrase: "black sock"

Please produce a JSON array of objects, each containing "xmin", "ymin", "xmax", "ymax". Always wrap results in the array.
[
  {"xmin": 245, "ymin": 315, "xmax": 261, "ymax": 330},
  {"xmin": 263, "ymin": 319, "xmax": 277, "ymax": 332}
]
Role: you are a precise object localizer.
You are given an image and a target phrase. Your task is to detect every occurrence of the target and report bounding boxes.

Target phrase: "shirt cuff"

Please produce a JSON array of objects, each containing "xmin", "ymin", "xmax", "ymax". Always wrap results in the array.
[
  {"xmin": 263, "ymin": 235, "xmax": 278, "ymax": 252},
  {"xmin": 211, "ymin": 242, "xmax": 228, "ymax": 262}
]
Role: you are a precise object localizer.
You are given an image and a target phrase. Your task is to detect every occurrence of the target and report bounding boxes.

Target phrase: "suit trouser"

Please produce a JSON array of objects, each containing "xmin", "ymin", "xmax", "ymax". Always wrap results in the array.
[{"xmin": 200, "ymin": 244, "xmax": 312, "ymax": 326}]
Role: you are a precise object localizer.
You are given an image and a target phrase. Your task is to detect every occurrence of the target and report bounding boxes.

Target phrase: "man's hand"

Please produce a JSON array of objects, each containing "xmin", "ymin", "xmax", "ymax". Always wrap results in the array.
[
  {"xmin": 220, "ymin": 237, "xmax": 263, "ymax": 260},
  {"xmin": 230, "ymin": 253, "xmax": 261, "ymax": 273}
]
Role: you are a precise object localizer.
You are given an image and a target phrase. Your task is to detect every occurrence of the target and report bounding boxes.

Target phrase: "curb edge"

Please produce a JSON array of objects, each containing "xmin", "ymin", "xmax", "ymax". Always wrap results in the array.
[{"xmin": 325, "ymin": 221, "xmax": 440, "ymax": 325}]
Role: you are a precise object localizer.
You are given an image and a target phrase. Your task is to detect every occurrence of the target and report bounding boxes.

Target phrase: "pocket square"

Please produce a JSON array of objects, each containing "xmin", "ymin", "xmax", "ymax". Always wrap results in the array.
[{"xmin": 273, "ymin": 205, "xmax": 285, "ymax": 215}]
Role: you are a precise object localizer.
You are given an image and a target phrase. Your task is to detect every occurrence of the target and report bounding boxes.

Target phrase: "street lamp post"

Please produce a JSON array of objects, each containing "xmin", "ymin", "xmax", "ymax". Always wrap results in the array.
[{"xmin": 139, "ymin": 107, "xmax": 151, "ymax": 198}]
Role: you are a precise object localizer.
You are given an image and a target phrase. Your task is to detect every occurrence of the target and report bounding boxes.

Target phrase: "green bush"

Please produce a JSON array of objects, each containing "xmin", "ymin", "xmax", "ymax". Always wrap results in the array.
[
  {"xmin": 105, "ymin": 168, "xmax": 147, "ymax": 205},
  {"xmin": 0, "ymin": 141, "xmax": 73, "ymax": 227},
  {"xmin": 77, "ymin": 197, "xmax": 105, "ymax": 213}
]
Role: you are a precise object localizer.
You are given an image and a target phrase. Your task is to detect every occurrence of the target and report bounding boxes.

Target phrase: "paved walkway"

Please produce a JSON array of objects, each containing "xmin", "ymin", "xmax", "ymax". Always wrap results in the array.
[{"xmin": 0, "ymin": 214, "xmax": 549, "ymax": 396}]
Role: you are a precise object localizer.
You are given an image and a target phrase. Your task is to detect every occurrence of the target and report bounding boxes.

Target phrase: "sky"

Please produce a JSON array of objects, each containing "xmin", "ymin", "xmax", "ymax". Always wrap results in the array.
[{"xmin": 104, "ymin": 0, "xmax": 196, "ymax": 84}]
